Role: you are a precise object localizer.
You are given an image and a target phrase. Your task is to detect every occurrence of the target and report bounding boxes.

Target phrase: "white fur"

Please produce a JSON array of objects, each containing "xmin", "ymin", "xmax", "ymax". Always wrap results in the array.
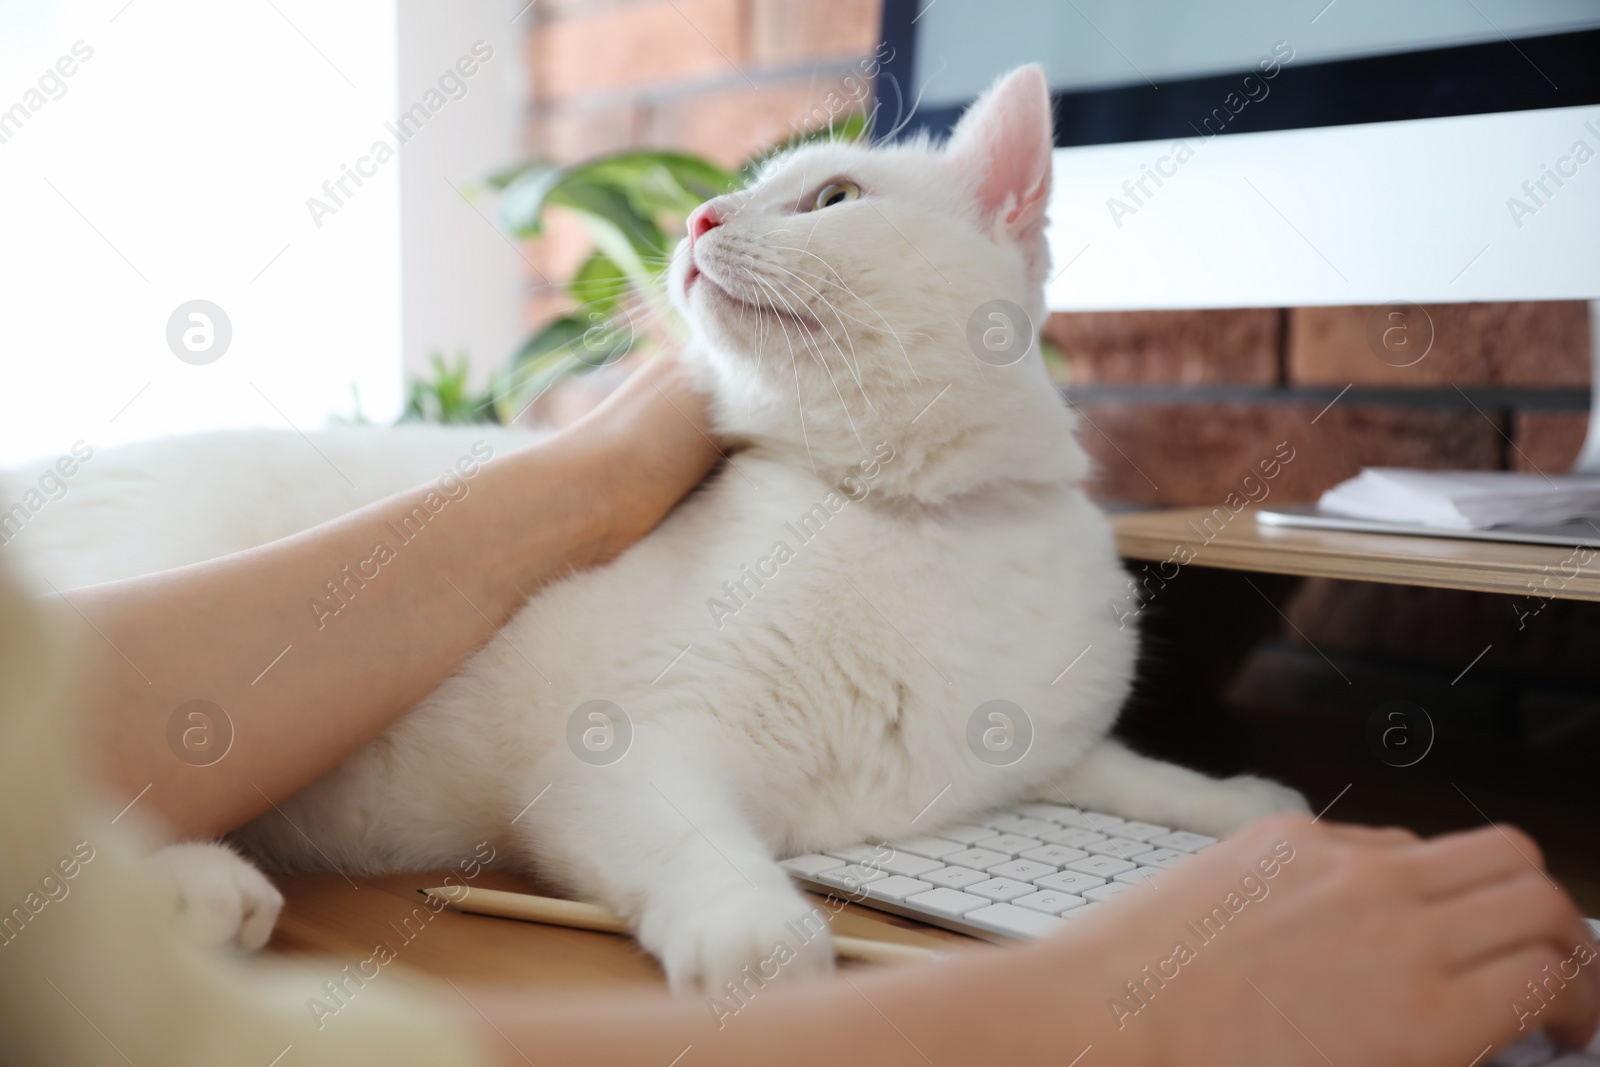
[
  {"xmin": 156, "ymin": 842, "xmax": 285, "ymax": 952},
  {"xmin": 3, "ymin": 67, "xmax": 1305, "ymax": 991}
]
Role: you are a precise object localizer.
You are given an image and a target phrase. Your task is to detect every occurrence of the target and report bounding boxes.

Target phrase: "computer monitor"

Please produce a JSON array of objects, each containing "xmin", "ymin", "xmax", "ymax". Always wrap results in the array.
[{"xmin": 877, "ymin": 0, "xmax": 1600, "ymax": 467}]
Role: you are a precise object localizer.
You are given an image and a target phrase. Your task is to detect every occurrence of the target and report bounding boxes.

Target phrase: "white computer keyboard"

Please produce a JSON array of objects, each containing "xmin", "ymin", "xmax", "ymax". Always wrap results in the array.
[
  {"xmin": 781, "ymin": 802, "xmax": 1216, "ymax": 942},
  {"xmin": 781, "ymin": 801, "xmax": 1600, "ymax": 1066}
]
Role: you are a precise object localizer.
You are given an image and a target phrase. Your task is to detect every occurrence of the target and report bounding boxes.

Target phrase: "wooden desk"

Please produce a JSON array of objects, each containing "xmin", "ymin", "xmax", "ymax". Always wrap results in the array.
[
  {"xmin": 267, "ymin": 870, "xmax": 976, "ymax": 990},
  {"xmin": 1113, "ymin": 507, "xmax": 1600, "ymax": 601}
]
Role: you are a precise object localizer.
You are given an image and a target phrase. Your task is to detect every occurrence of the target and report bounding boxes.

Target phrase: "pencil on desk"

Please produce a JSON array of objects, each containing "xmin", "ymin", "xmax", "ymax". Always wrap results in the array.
[{"xmin": 419, "ymin": 885, "xmax": 944, "ymax": 965}]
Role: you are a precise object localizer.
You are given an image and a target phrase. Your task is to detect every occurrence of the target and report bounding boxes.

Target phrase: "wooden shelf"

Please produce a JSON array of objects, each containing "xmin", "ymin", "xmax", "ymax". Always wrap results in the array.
[{"xmin": 1112, "ymin": 507, "xmax": 1600, "ymax": 602}]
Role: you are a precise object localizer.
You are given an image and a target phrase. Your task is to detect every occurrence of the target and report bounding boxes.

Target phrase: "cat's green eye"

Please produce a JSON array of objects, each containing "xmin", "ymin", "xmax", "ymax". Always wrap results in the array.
[{"xmin": 811, "ymin": 180, "xmax": 860, "ymax": 210}]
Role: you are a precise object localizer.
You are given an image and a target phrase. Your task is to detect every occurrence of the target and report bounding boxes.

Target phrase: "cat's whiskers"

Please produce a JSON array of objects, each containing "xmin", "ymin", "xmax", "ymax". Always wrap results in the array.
[
  {"xmin": 773, "ymin": 246, "xmax": 924, "ymax": 385},
  {"xmin": 878, "ymin": 54, "xmax": 946, "ymax": 145},
  {"xmin": 762, "ymin": 261, "xmax": 873, "ymax": 406},
  {"xmin": 763, "ymin": 271, "xmax": 875, "ymax": 434},
  {"xmin": 757, "ymin": 272, "xmax": 870, "ymax": 452},
  {"xmin": 733, "ymin": 262, "xmax": 767, "ymax": 395},
  {"xmin": 860, "ymin": 97, "xmax": 885, "ymax": 141},
  {"xmin": 737, "ymin": 268, "xmax": 817, "ymax": 473},
  {"xmin": 776, "ymin": 266, "xmax": 911, "ymax": 349},
  {"xmin": 766, "ymin": 250, "xmax": 914, "ymax": 342},
  {"xmin": 745, "ymin": 268, "xmax": 829, "ymax": 381},
  {"xmin": 745, "ymin": 260, "xmax": 847, "ymax": 367},
  {"xmin": 737, "ymin": 264, "xmax": 784, "ymax": 437}
]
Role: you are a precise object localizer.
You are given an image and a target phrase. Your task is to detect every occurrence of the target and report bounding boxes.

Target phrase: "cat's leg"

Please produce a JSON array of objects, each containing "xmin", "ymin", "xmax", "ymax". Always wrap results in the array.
[
  {"xmin": 146, "ymin": 841, "xmax": 284, "ymax": 950},
  {"xmin": 1044, "ymin": 738, "xmax": 1309, "ymax": 837},
  {"xmin": 523, "ymin": 732, "xmax": 832, "ymax": 992}
]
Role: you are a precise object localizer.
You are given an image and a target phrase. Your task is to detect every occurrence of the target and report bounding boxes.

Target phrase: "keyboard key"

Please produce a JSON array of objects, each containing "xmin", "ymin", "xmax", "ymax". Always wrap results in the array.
[
  {"xmin": 818, "ymin": 864, "xmax": 886, "ymax": 890},
  {"xmin": 944, "ymin": 848, "xmax": 1011, "ymax": 871},
  {"xmin": 1045, "ymin": 809, "xmax": 1104, "ymax": 830},
  {"xmin": 987, "ymin": 859, "xmax": 1058, "ymax": 882},
  {"xmin": 1016, "ymin": 803, "xmax": 1083, "ymax": 822},
  {"xmin": 936, "ymin": 823, "xmax": 997, "ymax": 844},
  {"xmin": 1034, "ymin": 870, "xmax": 1108, "ymax": 894},
  {"xmin": 877, "ymin": 852, "xmax": 945, "ymax": 878},
  {"xmin": 1045, "ymin": 809, "xmax": 1125, "ymax": 832},
  {"xmin": 1065, "ymin": 855, "xmax": 1137, "ymax": 877},
  {"xmin": 1013, "ymin": 890, "xmax": 1086, "ymax": 915},
  {"xmin": 1083, "ymin": 882, "xmax": 1132, "ymax": 903},
  {"xmin": 865, "ymin": 876, "xmax": 934, "ymax": 902},
  {"xmin": 1113, "ymin": 821, "xmax": 1171, "ymax": 842},
  {"xmin": 984, "ymin": 816, "xmax": 1059, "ymax": 837},
  {"xmin": 965, "ymin": 902, "xmax": 1064, "ymax": 939},
  {"xmin": 889, "ymin": 836, "xmax": 965, "ymax": 860},
  {"xmin": 1148, "ymin": 831, "xmax": 1218, "ymax": 852},
  {"xmin": 1131, "ymin": 848, "xmax": 1190, "ymax": 869},
  {"xmin": 1115, "ymin": 867, "xmax": 1165, "ymax": 886},
  {"xmin": 973, "ymin": 834, "xmax": 1045, "ymax": 856},
  {"xmin": 967, "ymin": 877, "xmax": 1038, "ymax": 902},
  {"xmin": 1020, "ymin": 844, "xmax": 1088, "ymax": 866},
  {"xmin": 905, "ymin": 887, "xmax": 991, "ymax": 918},
  {"xmin": 1039, "ymin": 827, "xmax": 1108, "ymax": 849},
  {"xmin": 1084, "ymin": 837, "xmax": 1151, "ymax": 859},
  {"xmin": 1060, "ymin": 902, "xmax": 1105, "ymax": 921},
  {"xmin": 828, "ymin": 844, "xmax": 890, "ymax": 865},
  {"xmin": 922, "ymin": 866, "xmax": 989, "ymax": 890},
  {"xmin": 780, "ymin": 854, "xmax": 845, "ymax": 877}
]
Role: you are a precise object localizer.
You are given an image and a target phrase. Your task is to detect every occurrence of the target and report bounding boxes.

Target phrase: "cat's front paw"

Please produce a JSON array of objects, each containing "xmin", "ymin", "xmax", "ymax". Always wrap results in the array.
[
  {"xmin": 150, "ymin": 841, "xmax": 283, "ymax": 951},
  {"xmin": 643, "ymin": 886, "xmax": 834, "ymax": 994},
  {"xmin": 1185, "ymin": 775, "xmax": 1311, "ymax": 838}
]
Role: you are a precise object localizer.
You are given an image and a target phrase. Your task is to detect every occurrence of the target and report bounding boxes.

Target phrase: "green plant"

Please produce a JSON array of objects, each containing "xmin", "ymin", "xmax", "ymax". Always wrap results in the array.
[
  {"xmin": 402, "ymin": 353, "xmax": 498, "ymax": 425},
  {"xmin": 477, "ymin": 111, "xmax": 872, "ymax": 424}
]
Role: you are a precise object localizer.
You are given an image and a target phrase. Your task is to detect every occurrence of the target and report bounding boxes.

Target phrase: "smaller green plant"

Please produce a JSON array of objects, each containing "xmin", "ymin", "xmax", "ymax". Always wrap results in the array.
[{"xmin": 401, "ymin": 353, "xmax": 498, "ymax": 425}]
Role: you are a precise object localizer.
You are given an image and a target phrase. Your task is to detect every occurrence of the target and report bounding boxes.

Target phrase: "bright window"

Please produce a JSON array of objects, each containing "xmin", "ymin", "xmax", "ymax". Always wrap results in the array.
[{"xmin": 0, "ymin": 0, "xmax": 402, "ymax": 465}]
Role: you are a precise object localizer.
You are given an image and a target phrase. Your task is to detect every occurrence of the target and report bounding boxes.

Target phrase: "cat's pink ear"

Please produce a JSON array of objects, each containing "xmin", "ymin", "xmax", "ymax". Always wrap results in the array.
[{"xmin": 946, "ymin": 65, "xmax": 1053, "ymax": 239}]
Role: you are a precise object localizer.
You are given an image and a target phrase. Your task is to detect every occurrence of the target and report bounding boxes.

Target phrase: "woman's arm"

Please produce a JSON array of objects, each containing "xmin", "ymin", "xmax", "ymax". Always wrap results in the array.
[
  {"xmin": 464, "ymin": 816, "xmax": 1600, "ymax": 1067},
  {"xmin": 63, "ymin": 356, "xmax": 721, "ymax": 838}
]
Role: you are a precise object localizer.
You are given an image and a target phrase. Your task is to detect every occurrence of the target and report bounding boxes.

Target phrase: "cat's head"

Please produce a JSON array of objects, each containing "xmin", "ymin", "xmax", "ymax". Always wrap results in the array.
[{"xmin": 668, "ymin": 65, "xmax": 1086, "ymax": 504}]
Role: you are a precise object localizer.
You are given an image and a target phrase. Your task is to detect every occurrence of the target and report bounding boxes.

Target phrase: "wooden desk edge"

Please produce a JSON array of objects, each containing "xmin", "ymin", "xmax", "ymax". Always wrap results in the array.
[{"xmin": 1112, "ymin": 508, "xmax": 1600, "ymax": 603}]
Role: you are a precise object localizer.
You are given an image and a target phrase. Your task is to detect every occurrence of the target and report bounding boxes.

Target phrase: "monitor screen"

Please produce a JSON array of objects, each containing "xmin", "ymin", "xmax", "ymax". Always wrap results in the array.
[{"xmin": 878, "ymin": 0, "xmax": 1600, "ymax": 146}]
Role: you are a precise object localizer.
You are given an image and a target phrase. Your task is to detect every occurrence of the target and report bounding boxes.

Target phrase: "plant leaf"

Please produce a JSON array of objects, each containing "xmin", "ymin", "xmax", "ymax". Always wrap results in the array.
[
  {"xmin": 497, "ymin": 161, "xmax": 567, "ymax": 236},
  {"xmin": 494, "ymin": 315, "xmax": 633, "ymax": 423},
  {"xmin": 548, "ymin": 181, "xmax": 668, "ymax": 260},
  {"xmin": 574, "ymin": 151, "xmax": 735, "ymax": 215},
  {"xmin": 401, "ymin": 352, "xmax": 498, "ymax": 425},
  {"xmin": 570, "ymin": 252, "xmax": 628, "ymax": 316}
]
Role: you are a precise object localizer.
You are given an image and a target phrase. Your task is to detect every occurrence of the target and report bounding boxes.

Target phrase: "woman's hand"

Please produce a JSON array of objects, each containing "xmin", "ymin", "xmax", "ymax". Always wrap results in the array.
[
  {"xmin": 1045, "ymin": 813, "xmax": 1599, "ymax": 1066},
  {"xmin": 555, "ymin": 353, "xmax": 724, "ymax": 567}
]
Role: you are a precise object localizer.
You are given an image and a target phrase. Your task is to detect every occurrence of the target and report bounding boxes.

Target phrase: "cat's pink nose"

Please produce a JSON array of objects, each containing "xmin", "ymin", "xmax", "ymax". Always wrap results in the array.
[{"xmin": 688, "ymin": 203, "xmax": 723, "ymax": 246}]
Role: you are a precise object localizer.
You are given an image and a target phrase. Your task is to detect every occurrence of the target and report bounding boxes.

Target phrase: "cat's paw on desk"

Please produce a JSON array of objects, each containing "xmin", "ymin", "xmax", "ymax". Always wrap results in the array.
[
  {"xmin": 640, "ymin": 885, "xmax": 834, "ymax": 993},
  {"xmin": 149, "ymin": 841, "xmax": 283, "ymax": 951}
]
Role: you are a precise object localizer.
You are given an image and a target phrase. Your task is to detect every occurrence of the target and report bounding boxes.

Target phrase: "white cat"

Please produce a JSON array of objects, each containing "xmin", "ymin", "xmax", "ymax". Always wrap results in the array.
[{"xmin": 7, "ymin": 66, "xmax": 1305, "ymax": 990}]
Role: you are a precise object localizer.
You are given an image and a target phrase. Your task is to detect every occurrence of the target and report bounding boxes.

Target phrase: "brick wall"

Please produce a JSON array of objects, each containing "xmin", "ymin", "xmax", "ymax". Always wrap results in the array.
[
  {"xmin": 518, "ymin": 5, "xmax": 1593, "ymax": 501},
  {"xmin": 1055, "ymin": 302, "xmax": 1593, "ymax": 506}
]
